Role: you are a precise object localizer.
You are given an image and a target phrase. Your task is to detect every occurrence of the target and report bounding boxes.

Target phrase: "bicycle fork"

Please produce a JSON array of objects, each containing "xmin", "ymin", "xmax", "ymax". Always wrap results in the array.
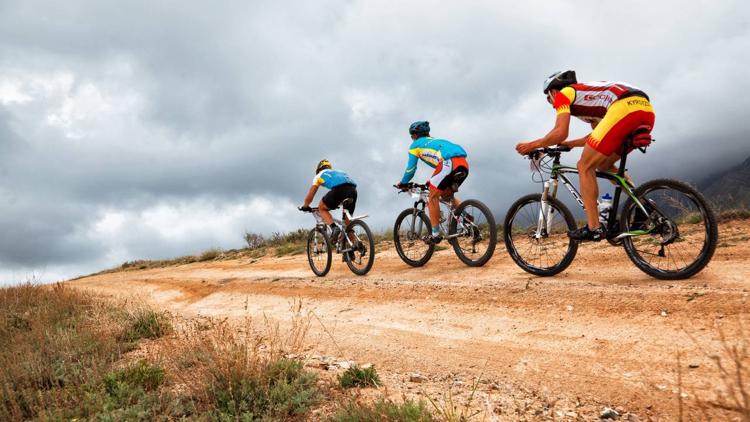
[{"xmin": 536, "ymin": 180, "xmax": 558, "ymax": 238}]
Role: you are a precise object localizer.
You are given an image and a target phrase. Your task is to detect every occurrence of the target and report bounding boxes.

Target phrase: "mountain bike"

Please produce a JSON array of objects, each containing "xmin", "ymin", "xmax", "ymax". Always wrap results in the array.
[
  {"xmin": 299, "ymin": 199, "xmax": 375, "ymax": 276},
  {"xmin": 503, "ymin": 133, "xmax": 718, "ymax": 280},
  {"xmin": 393, "ymin": 183, "xmax": 497, "ymax": 267}
]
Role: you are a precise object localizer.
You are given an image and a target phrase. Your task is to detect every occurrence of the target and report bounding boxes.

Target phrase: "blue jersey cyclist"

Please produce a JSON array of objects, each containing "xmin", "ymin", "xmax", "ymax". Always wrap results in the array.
[
  {"xmin": 301, "ymin": 159, "xmax": 357, "ymax": 240},
  {"xmin": 396, "ymin": 121, "xmax": 469, "ymax": 244}
]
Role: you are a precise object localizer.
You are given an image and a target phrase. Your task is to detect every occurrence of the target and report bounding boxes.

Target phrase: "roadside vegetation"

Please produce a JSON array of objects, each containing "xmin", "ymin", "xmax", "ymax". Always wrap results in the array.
[{"xmin": 0, "ymin": 283, "xmax": 439, "ymax": 421}]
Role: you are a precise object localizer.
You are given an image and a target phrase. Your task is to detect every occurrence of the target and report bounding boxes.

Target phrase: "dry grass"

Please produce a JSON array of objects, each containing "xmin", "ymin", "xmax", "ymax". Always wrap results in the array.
[
  {"xmin": 0, "ymin": 284, "xmax": 327, "ymax": 420},
  {"xmin": 684, "ymin": 318, "xmax": 750, "ymax": 421}
]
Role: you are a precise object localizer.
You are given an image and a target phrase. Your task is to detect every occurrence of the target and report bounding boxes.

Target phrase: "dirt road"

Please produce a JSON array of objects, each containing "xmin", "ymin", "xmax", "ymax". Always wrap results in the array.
[{"xmin": 71, "ymin": 223, "xmax": 750, "ymax": 420}]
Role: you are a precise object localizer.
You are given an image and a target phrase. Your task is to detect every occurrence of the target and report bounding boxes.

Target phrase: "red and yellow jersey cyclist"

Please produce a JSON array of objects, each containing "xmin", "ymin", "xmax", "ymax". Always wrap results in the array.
[
  {"xmin": 516, "ymin": 70, "xmax": 655, "ymax": 241},
  {"xmin": 396, "ymin": 121, "xmax": 469, "ymax": 244}
]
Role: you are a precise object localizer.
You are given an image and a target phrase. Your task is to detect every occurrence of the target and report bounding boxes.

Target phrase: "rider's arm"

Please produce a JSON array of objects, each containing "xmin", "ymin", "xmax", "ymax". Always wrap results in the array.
[
  {"xmin": 561, "ymin": 134, "xmax": 589, "ymax": 148},
  {"xmin": 302, "ymin": 185, "xmax": 319, "ymax": 207},
  {"xmin": 400, "ymin": 152, "xmax": 419, "ymax": 184},
  {"xmin": 532, "ymin": 112, "xmax": 570, "ymax": 148}
]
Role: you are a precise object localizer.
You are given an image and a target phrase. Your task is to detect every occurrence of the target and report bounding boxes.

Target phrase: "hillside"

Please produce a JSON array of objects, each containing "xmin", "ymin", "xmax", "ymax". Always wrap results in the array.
[
  {"xmin": 70, "ymin": 220, "xmax": 750, "ymax": 420},
  {"xmin": 700, "ymin": 155, "xmax": 750, "ymax": 207}
]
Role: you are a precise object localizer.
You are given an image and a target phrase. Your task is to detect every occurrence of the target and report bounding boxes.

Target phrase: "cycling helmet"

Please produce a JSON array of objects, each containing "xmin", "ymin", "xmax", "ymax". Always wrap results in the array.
[
  {"xmin": 315, "ymin": 159, "xmax": 331, "ymax": 174},
  {"xmin": 543, "ymin": 70, "xmax": 577, "ymax": 94},
  {"xmin": 409, "ymin": 121, "xmax": 430, "ymax": 136}
]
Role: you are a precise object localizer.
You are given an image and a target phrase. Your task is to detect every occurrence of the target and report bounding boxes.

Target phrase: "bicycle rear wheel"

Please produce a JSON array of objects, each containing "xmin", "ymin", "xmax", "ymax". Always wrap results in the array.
[
  {"xmin": 306, "ymin": 227, "xmax": 331, "ymax": 277},
  {"xmin": 393, "ymin": 208, "xmax": 435, "ymax": 267},
  {"xmin": 344, "ymin": 220, "xmax": 375, "ymax": 275},
  {"xmin": 621, "ymin": 179, "xmax": 717, "ymax": 280},
  {"xmin": 503, "ymin": 193, "xmax": 578, "ymax": 276},
  {"xmin": 448, "ymin": 199, "xmax": 497, "ymax": 267}
]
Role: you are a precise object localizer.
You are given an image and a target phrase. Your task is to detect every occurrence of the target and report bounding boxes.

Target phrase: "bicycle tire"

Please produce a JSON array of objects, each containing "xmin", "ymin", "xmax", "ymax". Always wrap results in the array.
[
  {"xmin": 344, "ymin": 220, "xmax": 376, "ymax": 275},
  {"xmin": 448, "ymin": 199, "xmax": 497, "ymax": 267},
  {"xmin": 393, "ymin": 208, "xmax": 435, "ymax": 267},
  {"xmin": 621, "ymin": 178, "xmax": 718, "ymax": 280},
  {"xmin": 306, "ymin": 227, "xmax": 331, "ymax": 277},
  {"xmin": 503, "ymin": 193, "xmax": 578, "ymax": 276}
]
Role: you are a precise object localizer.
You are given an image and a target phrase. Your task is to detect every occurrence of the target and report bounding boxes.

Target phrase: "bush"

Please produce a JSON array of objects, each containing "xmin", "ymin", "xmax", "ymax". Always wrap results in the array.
[
  {"xmin": 339, "ymin": 365, "xmax": 381, "ymax": 388},
  {"xmin": 122, "ymin": 308, "xmax": 172, "ymax": 341},
  {"xmin": 205, "ymin": 355, "xmax": 320, "ymax": 419},
  {"xmin": 198, "ymin": 248, "xmax": 222, "ymax": 261},
  {"xmin": 104, "ymin": 360, "xmax": 165, "ymax": 395},
  {"xmin": 331, "ymin": 399, "xmax": 434, "ymax": 422}
]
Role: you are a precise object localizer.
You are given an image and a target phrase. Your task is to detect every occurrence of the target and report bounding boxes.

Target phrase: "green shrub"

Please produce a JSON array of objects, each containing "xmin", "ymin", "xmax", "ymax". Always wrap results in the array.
[
  {"xmin": 198, "ymin": 248, "xmax": 222, "ymax": 261},
  {"xmin": 331, "ymin": 399, "xmax": 434, "ymax": 422},
  {"xmin": 123, "ymin": 309, "xmax": 172, "ymax": 341},
  {"xmin": 104, "ymin": 360, "xmax": 165, "ymax": 395},
  {"xmin": 339, "ymin": 365, "xmax": 380, "ymax": 388},
  {"xmin": 206, "ymin": 357, "xmax": 320, "ymax": 419}
]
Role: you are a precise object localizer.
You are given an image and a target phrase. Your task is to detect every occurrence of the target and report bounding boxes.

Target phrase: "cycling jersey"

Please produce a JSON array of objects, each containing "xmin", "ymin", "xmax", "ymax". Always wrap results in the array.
[
  {"xmin": 312, "ymin": 169, "xmax": 356, "ymax": 189},
  {"xmin": 401, "ymin": 137, "xmax": 467, "ymax": 184},
  {"xmin": 552, "ymin": 81, "xmax": 649, "ymax": 124}
]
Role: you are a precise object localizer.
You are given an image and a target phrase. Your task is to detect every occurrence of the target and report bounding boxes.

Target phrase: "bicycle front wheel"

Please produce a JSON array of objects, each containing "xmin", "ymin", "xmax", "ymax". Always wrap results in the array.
[
  {"xmin": 307, "ymin": 227, "xmax": 331, "ymax": 277},
  {"xmin": 448, "ymin": 199, "xmax": 497, "ymax": 267},
  {"xmin": 503, "ymin": 193, "xmax": 578, "ymax": 276},
  {"xmin": 621, "ymin": 179, "xmax": 718, "ymax": 280},
  {"xmin": 344, "ymin": 220, "xmax": 376, "ymax": 275},
  {"xmin": 393, "ymin": 208, "xmax": 435, "ymax": 267}
]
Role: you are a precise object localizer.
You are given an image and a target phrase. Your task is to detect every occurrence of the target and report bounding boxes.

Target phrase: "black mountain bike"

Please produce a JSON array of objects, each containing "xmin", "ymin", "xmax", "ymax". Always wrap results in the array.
[
  {"xmin": 504, "ymin": 135, "xmax": 717, "ymax": 280},
  {"xmin": 299, "ymin": 199, "xmax": 375, "ymax": 276},
  {"xmin": 393, "ymin": 183, "xmax": 497, "ymax": 267}
]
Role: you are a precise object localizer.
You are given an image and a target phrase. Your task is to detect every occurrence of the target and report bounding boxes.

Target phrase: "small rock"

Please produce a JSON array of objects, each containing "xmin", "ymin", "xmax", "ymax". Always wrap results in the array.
[
  {"xmin": 336, "ymin": 360, "xmax": 353, "ymax": 370},
  {"xmin": 688, "ymin": 363, "xmax": 700, "ymax": 369},
  {"xmin": 566, "ymin": 305, "xmax": 574, "ymax": 312},
  {"xmin": 660, "ymin": 310, "xmax": 668, "ymax": 317},
  {"xmin": 600, "ymin": 407, "xmax": 620, "ymax": 419},
  {"xmin": 409, "ymin": 373, "xmax": 427, "ymax": 383}
]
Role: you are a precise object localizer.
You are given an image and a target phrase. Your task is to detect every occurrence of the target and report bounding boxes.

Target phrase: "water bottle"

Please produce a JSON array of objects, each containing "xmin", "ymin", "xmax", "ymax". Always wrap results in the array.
[{"xmin": 598, "ymin": 193, "xmax": 613, "ymax": 227}]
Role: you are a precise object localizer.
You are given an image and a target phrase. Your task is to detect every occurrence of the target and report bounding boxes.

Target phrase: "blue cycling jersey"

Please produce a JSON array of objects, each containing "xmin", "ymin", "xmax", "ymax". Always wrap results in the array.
[
  {"xmin": 312, "ymin": 169, "xmax": 357, "ymax": 189},
  {"xmin": 400, "ymin": 137, "xmax": 467, "ymax": 184}
]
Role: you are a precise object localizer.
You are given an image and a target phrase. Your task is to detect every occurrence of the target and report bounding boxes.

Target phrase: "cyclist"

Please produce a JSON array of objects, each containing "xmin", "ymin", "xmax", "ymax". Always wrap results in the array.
[
  {"xmin": 515, "ymin": 70, "xmax": 655, "ymax": 241},
  {"xmin": 396, "ymin": 121, "xmax": 469, "ymax": 244},
  {"xmin": 300, "ymin": 159, "xmax": 357, "ymax": 241}
]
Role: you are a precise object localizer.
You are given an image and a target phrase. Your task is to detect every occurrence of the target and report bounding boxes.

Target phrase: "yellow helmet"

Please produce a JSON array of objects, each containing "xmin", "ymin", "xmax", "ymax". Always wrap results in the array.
[{"xmin": 315, "ymin": 159, "xmax": 332, "ymax": 173}]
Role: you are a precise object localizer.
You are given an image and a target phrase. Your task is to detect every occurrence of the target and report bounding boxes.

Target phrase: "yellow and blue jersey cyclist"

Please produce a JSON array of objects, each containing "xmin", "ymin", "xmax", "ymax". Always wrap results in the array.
[
  {"xmin": 396, "ymin": 121, "xmax": 469, "ymax": 244},
  {"xmin": 400, "ymin": 137, "xmax": 467, "ymax": 184},
  {"xmin": 313, "ymin": 168, "xmax": 357, "ymax": 189}
]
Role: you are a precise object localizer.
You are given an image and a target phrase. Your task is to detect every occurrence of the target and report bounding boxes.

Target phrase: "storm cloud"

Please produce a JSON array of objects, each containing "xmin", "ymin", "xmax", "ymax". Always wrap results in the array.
[{"xmin": 1, "ymin": 0, "xmax": 748, "ymax": 283}]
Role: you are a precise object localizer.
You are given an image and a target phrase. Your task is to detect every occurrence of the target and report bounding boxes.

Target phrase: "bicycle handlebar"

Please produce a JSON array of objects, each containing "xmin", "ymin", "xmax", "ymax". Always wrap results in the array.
[
  {"xmin": 525, "ymin": 145, "xmax": 572, "ymax": 159},
  {"xmin": 298, "ymin": 206, "xmax": 319, "ymax": 213},
  {"xmin": 394, "ymin": 182, "xmax": 429, "ymax": 192}
]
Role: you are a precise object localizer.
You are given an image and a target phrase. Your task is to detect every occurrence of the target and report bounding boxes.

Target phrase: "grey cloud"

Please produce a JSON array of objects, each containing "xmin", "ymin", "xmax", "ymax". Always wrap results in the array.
[{"xmin": 0, "ymin": 0, "xmax": 748, "ymax": 283}]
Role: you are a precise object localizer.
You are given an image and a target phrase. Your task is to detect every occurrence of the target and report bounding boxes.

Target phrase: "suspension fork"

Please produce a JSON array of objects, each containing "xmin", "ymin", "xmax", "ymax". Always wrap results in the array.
[
  {"xmin": 537, "ymin": 178, "xmax": 559, "ymax": 237},
  {"xmin": 409, "ymin": 200, "xmax": 426, "ymax": 236}
]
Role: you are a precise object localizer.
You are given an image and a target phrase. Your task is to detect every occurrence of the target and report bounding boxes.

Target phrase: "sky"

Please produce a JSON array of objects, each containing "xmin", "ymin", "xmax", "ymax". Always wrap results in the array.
[{"xmin": 1, "ymin": 0, "xmax": 749, "ymax": 284}]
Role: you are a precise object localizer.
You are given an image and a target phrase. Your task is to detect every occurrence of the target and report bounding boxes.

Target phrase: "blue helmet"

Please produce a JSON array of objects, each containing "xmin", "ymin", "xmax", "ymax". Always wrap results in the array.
[{"xmin": 409, "ymin": 121, "xmax": 430, "ymax": 136}]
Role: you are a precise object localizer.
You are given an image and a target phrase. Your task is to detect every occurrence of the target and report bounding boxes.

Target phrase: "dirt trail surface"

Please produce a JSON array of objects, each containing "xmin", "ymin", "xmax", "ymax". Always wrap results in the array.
[{"xmin": 72, "ymin": 223, "xmax": 750, "ymax": 420}]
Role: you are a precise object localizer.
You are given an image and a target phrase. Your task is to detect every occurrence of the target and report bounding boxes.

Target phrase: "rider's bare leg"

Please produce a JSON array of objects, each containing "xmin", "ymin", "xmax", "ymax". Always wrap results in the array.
[
  {"xmin": 428, "ymin": 188, "xmax": 442, "ymax": 231},
  {"xmin": 597, "ymin": 153, "xmax": 633, "ymax": 185},
  {"xmin": 578, "ymin": 145, "xmax": 610, "ymax": 229},
  {"xmin": 317, "ymin": 200, "xmax": 334, "ymax": 225}
]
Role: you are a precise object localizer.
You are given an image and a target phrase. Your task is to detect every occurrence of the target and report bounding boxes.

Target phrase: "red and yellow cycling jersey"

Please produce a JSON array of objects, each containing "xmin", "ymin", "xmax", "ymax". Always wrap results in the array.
[
  {"xmin": 552, "ymin": 81, "xmax": 655, "ymax": 156},
  {"xmin": 552, "ymin": 81, "xmax": 649, "ymax": 124}
]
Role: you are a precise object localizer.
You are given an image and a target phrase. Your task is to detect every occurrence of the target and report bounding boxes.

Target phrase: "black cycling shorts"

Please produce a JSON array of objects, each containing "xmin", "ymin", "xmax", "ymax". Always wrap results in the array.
[{"xmin": 322, "ymin": 184, "xmax": 357, "ymax": 214}]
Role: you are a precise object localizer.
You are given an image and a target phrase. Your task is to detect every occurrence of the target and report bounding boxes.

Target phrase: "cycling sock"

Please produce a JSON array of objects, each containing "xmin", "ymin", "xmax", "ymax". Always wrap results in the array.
[{"xmin": 431, "ymin": 227, "xmax": 440, "ymax": 236}]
